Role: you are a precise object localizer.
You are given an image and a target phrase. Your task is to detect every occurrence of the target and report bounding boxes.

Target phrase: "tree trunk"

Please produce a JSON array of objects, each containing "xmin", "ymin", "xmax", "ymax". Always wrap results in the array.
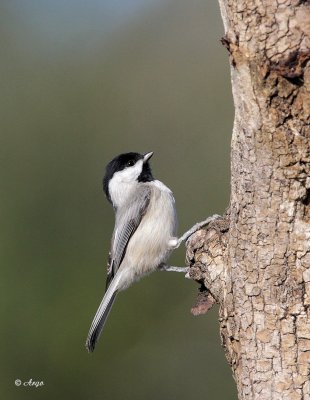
[{"xmin": 186, "ymin": 1, "xmax": 310, "ymax": 399}]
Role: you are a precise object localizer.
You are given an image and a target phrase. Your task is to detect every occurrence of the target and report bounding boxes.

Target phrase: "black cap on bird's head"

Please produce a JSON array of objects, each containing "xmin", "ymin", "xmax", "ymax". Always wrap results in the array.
[{"xmin": 103, "ymin": 152, "xmax": 154, "ymax": 203}]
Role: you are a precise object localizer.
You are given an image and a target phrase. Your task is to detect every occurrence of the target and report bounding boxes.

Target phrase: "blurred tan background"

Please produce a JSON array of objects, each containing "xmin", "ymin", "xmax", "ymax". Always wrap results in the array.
[{"xmin": 1, "ymin": 0, "xmax": 237, "ymax": 399}]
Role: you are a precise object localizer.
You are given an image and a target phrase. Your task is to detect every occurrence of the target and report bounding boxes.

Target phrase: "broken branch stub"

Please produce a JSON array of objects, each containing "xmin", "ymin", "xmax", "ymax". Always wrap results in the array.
[{"xmin": 186, "ymin": 215, "xmax": 230, "ymax": 315}]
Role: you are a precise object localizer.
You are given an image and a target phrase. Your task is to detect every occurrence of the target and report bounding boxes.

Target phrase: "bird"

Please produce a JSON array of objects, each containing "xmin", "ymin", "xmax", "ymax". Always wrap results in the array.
[{"xmin": 86, "ymin": 151, "xmax": 178, "ymax": 352}]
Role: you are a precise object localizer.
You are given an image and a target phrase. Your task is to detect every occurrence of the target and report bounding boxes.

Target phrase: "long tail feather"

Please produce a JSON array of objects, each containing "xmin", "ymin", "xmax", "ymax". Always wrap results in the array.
[{"xmin": 86, "ymin": 273, "xmax": 121, "ymax": 352}]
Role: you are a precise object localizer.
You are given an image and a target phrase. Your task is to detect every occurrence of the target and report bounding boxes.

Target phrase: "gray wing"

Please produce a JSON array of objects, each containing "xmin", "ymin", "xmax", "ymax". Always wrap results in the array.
[{"xmin": 105, "ymin": 185, "xmax": 151, "ymax": 289}]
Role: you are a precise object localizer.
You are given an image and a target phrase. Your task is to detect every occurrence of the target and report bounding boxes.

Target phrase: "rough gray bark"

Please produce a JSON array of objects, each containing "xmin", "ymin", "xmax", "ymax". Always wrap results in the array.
[{"xmin": 186, "ymin": 1, "xmax": 310, "ymax": 399}]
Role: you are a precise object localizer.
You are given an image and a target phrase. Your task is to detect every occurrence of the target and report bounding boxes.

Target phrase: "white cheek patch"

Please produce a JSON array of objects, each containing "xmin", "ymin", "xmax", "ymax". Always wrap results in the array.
[
  {"xmin": 108, "ymin": 160, "xmax": 144, "ymax": 207},
  {"xmin": 113, "ymin": 160, "xmax": 143, "ymax": 183}
]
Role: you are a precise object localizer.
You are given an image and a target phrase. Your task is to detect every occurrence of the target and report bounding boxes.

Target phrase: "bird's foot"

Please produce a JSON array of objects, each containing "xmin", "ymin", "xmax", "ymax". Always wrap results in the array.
[
  {"xmin": 174, "ymin": 214, "xmax": 221, "ymax": 248},
  {"xmin": 158, "ymin": 263, "xmax": 190, "ymax": 278}
]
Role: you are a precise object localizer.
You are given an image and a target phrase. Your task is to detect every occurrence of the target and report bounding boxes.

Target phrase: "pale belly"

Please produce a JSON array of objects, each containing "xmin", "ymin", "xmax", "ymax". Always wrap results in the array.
[{"xmin": 118, "ymin": 181, "xmax": 177, "ymax": 289}]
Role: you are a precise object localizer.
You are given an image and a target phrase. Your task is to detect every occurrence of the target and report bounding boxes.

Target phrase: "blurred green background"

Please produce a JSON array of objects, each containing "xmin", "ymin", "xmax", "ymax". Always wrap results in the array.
[{"xmin": 1, "ymin": 0, "xmax": 236, "ymax": 399}]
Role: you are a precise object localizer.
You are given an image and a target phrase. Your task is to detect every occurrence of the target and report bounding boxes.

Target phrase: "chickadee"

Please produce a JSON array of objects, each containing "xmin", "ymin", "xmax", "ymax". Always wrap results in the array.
[{"xmin": 86, "ymin": 151, "xmax": 178, "ymax": 352}]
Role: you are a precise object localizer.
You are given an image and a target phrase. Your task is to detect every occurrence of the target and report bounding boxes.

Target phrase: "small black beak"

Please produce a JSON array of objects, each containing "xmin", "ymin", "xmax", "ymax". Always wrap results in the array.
[{"xmin": 143, "ymin": 152, "xmax": 154, "ymax": 163}]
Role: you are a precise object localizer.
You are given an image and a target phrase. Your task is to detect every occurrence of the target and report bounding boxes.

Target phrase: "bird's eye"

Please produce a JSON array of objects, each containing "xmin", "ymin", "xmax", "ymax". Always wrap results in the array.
[{"xmin": 127, "ymin": 160, "xmax": 135, "ymax": 167}]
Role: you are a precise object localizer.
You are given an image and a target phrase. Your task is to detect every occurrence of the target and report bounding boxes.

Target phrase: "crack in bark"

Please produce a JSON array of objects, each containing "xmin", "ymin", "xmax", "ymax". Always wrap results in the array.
[{"xmin": 269, "ymin": 50, "xmax": 310, "ymax": 80}]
